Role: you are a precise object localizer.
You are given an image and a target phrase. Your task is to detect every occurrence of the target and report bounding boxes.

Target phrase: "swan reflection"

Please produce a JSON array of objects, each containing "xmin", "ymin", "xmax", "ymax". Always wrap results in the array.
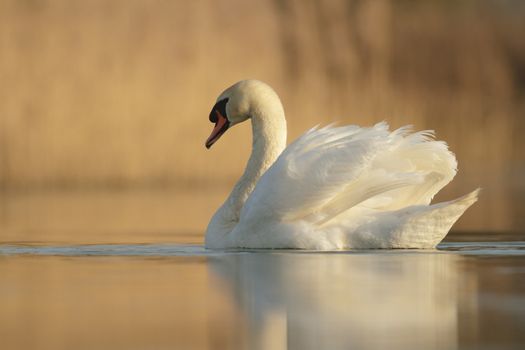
[{"xmin": 210, "ymin": 252, "xmax": 461, "ymax": 350}]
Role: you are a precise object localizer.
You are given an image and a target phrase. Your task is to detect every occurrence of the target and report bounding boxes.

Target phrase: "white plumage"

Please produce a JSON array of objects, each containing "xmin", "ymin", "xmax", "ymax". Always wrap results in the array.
[{"xmin": 204, "ymin": 80, "xmax": 478, "ymax": 249}]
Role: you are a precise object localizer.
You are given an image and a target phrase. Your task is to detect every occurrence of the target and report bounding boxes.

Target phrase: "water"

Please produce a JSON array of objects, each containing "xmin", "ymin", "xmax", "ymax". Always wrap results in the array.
[{"xmin": 1, "ymin": 239, "xmax": 524, "ymax": 350}]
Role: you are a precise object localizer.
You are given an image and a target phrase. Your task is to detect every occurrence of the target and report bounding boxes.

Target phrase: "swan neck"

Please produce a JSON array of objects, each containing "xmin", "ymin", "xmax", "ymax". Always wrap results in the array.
[
  {"xmin": 205, "ymin": 85, "xmax": 287, "ymax": 248},
  {"xmin": 226, "ymin": 106, "xmax": 287, "ymax": 218}
]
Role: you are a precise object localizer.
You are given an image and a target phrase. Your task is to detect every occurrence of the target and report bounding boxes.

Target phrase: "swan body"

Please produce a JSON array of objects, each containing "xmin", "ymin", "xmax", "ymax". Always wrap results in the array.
[{"xmin": 204, "ymin": 80, "xmax": 478, "ymax": 249}]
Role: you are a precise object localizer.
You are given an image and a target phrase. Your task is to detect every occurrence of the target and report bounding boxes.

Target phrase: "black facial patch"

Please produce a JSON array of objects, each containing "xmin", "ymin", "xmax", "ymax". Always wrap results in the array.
[{"xmin": 209, "ymin": 98, "xmax": 229, "ymax": 123}]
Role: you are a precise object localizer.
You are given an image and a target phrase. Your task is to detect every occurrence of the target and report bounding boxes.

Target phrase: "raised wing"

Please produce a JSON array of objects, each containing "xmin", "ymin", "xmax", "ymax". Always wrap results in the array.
[
  {"xmin": 240, "ymin": 122, "xmax": 397, "ymax": 221},
  {"xmin": 240, "ymin": 122, "xmax": 458, "ymax": 228},
  {"xmin": 313, "ymin": 127, "xmax": 458, "ymax": 225}
]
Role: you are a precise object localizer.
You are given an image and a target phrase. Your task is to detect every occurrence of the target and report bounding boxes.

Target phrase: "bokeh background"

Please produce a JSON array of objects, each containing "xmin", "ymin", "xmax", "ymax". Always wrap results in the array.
[{"xmin": 1, "ymin": 0, "xmax": 524, "ymax": 243}]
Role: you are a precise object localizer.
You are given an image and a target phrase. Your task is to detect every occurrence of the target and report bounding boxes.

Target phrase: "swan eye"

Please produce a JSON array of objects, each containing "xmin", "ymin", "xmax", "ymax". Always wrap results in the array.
[{"xmin": 209, "ymin": 98, "xmax": 229, "ymax": 123}]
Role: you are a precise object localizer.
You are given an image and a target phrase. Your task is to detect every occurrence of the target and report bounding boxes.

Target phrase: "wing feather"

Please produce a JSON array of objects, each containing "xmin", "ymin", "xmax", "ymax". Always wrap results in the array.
[
  {"xmin": 240, "ymin": 122, "xmax": 458, "ymax": 228},
  {"xmin": 241, "ymin": 122, "xmax": 390, "ymax": 222}
]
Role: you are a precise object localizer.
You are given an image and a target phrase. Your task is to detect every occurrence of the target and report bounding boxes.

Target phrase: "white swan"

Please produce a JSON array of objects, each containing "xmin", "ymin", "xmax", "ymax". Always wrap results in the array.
[{"xmin": 204, "ymin": 80, "xmax": 478, "ymax": 249}]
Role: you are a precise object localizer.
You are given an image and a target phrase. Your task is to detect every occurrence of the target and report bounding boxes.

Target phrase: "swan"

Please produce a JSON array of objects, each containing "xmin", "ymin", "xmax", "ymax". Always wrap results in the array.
[{"xmin": 204, "ymin": 79, "xmax": 478, "ymax": 249}]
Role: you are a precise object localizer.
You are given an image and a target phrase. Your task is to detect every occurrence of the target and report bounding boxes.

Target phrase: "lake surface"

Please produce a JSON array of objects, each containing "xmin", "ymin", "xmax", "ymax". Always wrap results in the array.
[
  {"xmin": 0, "ymin": 190, "xmax": 524, "ymax": 349},
  {"xmin": 1, "ymin": 237, "xmax": 525, "ymax": 350}
]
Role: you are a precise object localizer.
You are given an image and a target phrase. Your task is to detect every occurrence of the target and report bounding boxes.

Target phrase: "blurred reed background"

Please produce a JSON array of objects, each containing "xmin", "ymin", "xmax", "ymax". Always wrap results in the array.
[{"xmin": 0, "ymin": 0, "xmax": 524, "ymax": 238}]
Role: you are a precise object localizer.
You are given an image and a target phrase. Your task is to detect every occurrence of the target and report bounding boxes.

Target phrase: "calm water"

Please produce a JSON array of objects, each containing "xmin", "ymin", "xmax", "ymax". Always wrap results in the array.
[{"xmin": 1, "ymin": 238, "xmax": 525, "ymax": 350}]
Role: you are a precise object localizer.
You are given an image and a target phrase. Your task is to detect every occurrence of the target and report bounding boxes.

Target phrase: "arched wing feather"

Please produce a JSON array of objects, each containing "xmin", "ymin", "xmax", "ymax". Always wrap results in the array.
[
  {"xmin": 240, "ymin": 122, "xmax": 392, "ymax": 221},
  {"xmin": 240, "ymin": 122, "xmax": 457, "ymax": 227}
]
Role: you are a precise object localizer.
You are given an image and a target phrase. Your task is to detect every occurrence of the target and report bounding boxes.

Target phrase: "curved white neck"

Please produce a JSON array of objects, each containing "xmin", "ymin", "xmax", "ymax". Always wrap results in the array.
[
  {"xmin": 206, "ymin": 98, "xmax": 287, "ymax": 247},
  {"xmin": 228, "ymin": 108, "xmax": 287, "ymax": 218}
]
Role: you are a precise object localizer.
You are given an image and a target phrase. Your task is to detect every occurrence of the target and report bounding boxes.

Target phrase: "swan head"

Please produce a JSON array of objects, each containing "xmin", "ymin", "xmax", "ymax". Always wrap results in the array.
[{"xmin": 205, "ymin": 80, "xmax": 279, "ymax": 148}]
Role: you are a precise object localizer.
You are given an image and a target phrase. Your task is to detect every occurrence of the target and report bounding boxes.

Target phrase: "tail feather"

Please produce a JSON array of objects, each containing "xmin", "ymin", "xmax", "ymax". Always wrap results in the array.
[
  {"xmin": 391, "ymin": 188, "xmax": 480, "ymax": 248},
  {"xmin": 347, "ymin": 189, "xmax": 480, "ymax": 249}
]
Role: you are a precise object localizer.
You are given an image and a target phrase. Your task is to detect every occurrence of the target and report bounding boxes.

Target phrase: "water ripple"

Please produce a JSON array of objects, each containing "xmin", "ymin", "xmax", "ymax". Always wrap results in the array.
[
  {"xmin": 0, "ymin": 244, "xmax": 209, "ymax": 257},
  {"xmin": 0, "ymin": 241, "xmax": 524, "ymax": 257}
]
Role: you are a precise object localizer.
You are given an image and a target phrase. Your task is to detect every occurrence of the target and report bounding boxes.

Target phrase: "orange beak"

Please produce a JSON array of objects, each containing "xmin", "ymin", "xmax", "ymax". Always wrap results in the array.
[{"xmin": 205, "ymin": 110, "xmax": 230, "ymax": 149}]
